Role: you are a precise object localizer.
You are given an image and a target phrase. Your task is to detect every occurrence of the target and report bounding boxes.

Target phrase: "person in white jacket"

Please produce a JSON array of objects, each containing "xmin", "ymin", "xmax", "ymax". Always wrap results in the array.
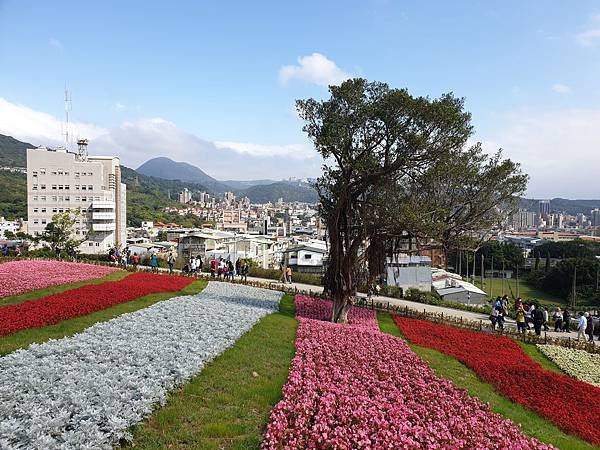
[{"xmin": 577, "ymin": 313, "xmax": 588, "ymax": 341}]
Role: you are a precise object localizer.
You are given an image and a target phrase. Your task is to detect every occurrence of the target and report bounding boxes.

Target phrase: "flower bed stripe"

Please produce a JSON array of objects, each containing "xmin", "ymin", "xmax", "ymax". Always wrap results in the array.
[
  {"xmin": 0, "ymin": 260, "xmax": 118, "ymax": 298},
  {"xmin": 0, "ymin": 272, "xmax": 193, "ymax": 336},
  {"xmin": 0, "ymin": 282, "xmax": 282, "ymax": 449},
  {"xmin": 262, "ymin": 297, "xmax": 551, "ymax": 449},
  {"xmin": 537, "ymin": 344, "xmax": 600, "ymax": 387},
  {"xmin": 394, "ymin": 316, "xmax": 600, "ymax": 446}
]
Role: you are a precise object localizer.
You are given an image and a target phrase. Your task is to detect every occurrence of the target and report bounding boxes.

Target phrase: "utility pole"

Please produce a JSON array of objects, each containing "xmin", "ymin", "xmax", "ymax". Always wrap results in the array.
[
  {"xmin": 465, "ymin": 251, "xmax": 469, "ymax": 282},
  {"xmin": 481, "ymin": 254, "xmax": 485, "ymax": 294},
  {"xmin": 572, "ymin": 266, "xmax": 577, "ymax": 309},
  {"xmin": 472, "ymin": 250, "xmax": 476, "ymax": 281},
  {"xmin": 490, "ymin": 255, "xmax": 494, "ymax": 299}
]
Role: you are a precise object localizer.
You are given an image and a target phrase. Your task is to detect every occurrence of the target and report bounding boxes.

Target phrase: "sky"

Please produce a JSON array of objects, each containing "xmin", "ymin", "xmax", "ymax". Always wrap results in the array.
[{"xmin": 1, "ymin": 1, "xmax": 600, "ymax": 197}]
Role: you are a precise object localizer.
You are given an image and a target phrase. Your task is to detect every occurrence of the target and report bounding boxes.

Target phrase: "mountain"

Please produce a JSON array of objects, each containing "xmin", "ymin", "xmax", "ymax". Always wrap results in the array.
[
  {"xmin": 241, "ymin": 181, "xmax": 318, "ymax": 203},
  {"xmin": 519, "ymin": 198, "xmax": 600, "ymax": 215},
  {"xmin": 136, "ymin": 157, "xmax": 229, "ymax": 193},
  {"xmin": 0, "ymin": 134, "xmax": 34, "ymax": 167},
  {"xmin": 221, "ymin": 179, "xmax": 276, "ymax": 190}
]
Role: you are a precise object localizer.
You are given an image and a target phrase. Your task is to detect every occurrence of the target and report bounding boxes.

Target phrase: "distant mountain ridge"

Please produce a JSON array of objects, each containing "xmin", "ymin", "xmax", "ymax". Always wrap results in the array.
[
  {"xmin": 519, "ymin": 198, "xmax": 600, "ymax": 215},
  {"xmin": 137, "ymin": 156, "xmax": 318, "ymax": 203}
]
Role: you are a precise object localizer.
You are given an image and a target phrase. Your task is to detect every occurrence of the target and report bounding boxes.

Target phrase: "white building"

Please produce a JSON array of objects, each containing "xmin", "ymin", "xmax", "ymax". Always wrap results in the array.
[
  {"xmin": 178, "ymin": 188, "xmax": 192, "ymax": 204},
  {"xmin": 0, "ymin": 217, "xmax": 20, "ymax": 238},
  {"xmin": 282, "ymin": 241, "xmax": 327, "ymax": 274},
  {"xmin": 385, "ymin": 255, "xmax": 432, "ymax": 292},
  {"xmin": 27, "ymin": 146, "xmax": 126, "ymax": 254}
]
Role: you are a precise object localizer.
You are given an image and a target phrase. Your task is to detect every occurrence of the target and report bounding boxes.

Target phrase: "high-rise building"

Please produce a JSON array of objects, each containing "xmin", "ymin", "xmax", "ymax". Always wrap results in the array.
[
  {"xmin": 511, "ymin": 209, "xmax": 537, "ymax": 230},
  {"xmin": 592, "ymin": 208, "xmax": 600, "ymax": 227},
  {"xmin": 178, "ymin": 188, "xmax": 192, "ymax": 204},
  {"xmin": 538, "ymin": 200, "xmax": 551, "ymax": 218},
  {"xmin": 27, "ymin": 146, "xmax": 126, "ymax": 254}
]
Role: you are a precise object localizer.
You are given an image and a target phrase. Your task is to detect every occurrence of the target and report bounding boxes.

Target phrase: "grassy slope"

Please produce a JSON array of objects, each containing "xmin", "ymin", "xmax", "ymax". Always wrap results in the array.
[
  {"xmin": 0, "ymin": 279, "xmax": 207, "ymax": 356},
  {"xmin": 377, "ymin": 312, "xmax": 595, "ymax": 450},
  {"xmin": 474, "ymin": 278, "xmax": 564, "ymax": 305},
  {"xmin": 0, "ymin": 270, "xmax": 129, "ymax": 307},
  {"xmin": 126, "ymin": 294, "xmax": 297, "ymax": 450}
]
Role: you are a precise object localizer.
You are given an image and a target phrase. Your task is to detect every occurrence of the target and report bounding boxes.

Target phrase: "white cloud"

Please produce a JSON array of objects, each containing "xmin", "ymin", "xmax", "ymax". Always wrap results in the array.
[
  {"xmin": 279, "ymin": 53, "xmax": 350, "ymax": 87},
  {"xmin": 0, "ymin": 97, "xmax": 322, "ymax": 180},
  {"xmin": 575, "ymin": 14, "xmax": 600, "ymax": 46},
  {"xmin": 551, "ymin": 83, "xmax": 571, "ymax": 94},
  {"xmin": 114, "ymin": 102, "xmax": 126, "ymax": 110},
  {"xmin": 49, "ymin": 38, "xmax": 64, "ymax": 53},
  {"xmin": 0, "ymin": 98, "xmax": 105, "ymax": 148},
  {"xmin": 214, "ymin": 141, "xmax": 314, "ymax": 159},
  {"xmin": 481, "ymin": 108, "xmax": 600, "ymax": 198}
]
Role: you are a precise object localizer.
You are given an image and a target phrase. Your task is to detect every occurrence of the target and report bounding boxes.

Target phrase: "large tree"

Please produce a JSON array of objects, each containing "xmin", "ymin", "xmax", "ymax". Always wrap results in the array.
[
  {"xmin": 298, "ymin": 79, "xmax": 474, "ymax": 322},
  {"xmin": 40, "ymin": 211, "xmax": 83, "ymax": 253}
]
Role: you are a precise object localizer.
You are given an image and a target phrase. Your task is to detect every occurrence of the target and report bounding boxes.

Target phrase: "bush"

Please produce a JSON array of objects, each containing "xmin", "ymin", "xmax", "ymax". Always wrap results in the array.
[{"xmin": 247, "ymin": 266, "xmax": 322, "ymax": 286}]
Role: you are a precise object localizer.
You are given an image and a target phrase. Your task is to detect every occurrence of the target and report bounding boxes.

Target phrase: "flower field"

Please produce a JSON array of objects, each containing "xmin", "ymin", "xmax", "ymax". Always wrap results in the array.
[
  {"xmin": 0, "ymin": 260, "xmax": 118, "ymax": 298},
  {"xmin": 0, "ymin": 282, "xmax": 282, "ymax": 449},
  {"xmin": 537, "ymin": 344, "xmax": 600, "ymax": 387},
  {"xmin": 0, "ymin": 272, "xmax": 193, "ymax": 336},
  {"xmin": 262, "ymin": 297, "xmax": 552, "ymax": 449},
  {"xmin": 394, "ymin": 316, "xmax": 600, "ymax": 446}
]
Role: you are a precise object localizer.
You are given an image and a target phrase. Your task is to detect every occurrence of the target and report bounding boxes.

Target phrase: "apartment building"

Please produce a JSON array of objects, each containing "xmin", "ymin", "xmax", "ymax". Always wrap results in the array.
[{"xmin": 27, "ymin": 147, "xmax": 126, "ymax": 254}]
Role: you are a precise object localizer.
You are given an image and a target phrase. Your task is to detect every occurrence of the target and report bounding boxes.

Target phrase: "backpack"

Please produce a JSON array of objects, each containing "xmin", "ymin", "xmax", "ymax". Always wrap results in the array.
[{"xmin": 534, "ymin": 308, "xmax": 544, "ymax": 322}]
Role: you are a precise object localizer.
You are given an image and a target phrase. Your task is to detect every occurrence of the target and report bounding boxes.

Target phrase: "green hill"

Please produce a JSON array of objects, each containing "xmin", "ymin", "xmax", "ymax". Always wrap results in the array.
[
  {"xmin": 0, "ymin": 134, "xmax": 33, "ymax": 167},
  {"xmin": 241, "ymin": 181, "xmax": 318, "ymax": 203}
]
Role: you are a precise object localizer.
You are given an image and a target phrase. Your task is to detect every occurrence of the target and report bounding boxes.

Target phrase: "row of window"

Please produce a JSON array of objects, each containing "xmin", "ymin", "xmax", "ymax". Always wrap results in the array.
[
  {"xmin": 31, "ymin": 195, "xmax": 102, "ymax": 202},
  {"xmin": 32, "ymin": 184, "xmax": 94, "ymax": 191},
  {"xmin": 31, "ymin": 169, "xmax": 94, "ymax": 177}
]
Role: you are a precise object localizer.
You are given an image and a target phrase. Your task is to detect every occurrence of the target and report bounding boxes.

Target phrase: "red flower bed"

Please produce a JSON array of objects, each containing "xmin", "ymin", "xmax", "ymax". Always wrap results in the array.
[
  {"xmin": 393, "ymin": 316, "xmax": 600, "ymax": 446},
  {"xmin": 0, "ymin": 273, "xmax": 193, "ymax": 336}
]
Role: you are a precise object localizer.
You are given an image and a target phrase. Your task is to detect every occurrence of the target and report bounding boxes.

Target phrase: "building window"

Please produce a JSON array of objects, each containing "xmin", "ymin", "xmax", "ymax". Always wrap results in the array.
[
  {"xmin": 40, "ymin": 184, "xmax": 46, "ymax": 190},
  {"xmin": 65, "ymin": 185, "xmax": 70, "ymax": 190},
  {"xmin": 51, "ymin": 185, "xmax": 57, "ymax": 190},
  {"xmin": 41, "ymin": 219, "xmax": 47, "ymax": 225},
  {"xmin": 58, "ymin": 170, "xmax": 63, "ymax": 175},
  {"xmin": 82, "ymin": 185, "xmax": 87, "ymax": 190},
  {"xmin": 33, "ymin": 219, "xmax": 39, "ymax": 224},
  {"xmin": 88, "ymin": 185, "xmax": 93, "ymax": 190},
  {"xmin": 40, "ymin": 196, "xmax": 46, "ymax": 201},
  {"xmin": 88, "ymin": 172, "xmax": 93, "ymax": 176},
  {"xmin": 75, "ymin": 196, "xmax": 80, "ymax": 201},
  {"xmin": 51, "ymin": 171, "xmax": 57, "ymax": 175},
  {"xmin": 89, "ymin": 242, "xmax": 94, "ymax": 246},
  {"xmin": 304, "ymin": 254, "xmax": 312, "ymax": 259},
  {"xmin": 32, "ymin": 184, "xmax": 38, "ymax": 190},
  {"xmin": 40, "ymin": 168, "xmax": 46, "ymax": 174},
  {"xmin": 81, "ymin": 197, "xmax": 87, "ymax": 202},
  {"xmin": 41, "ymin": 208, "xmax": 46, "ymax": 213},
  {"xmin": 32, "ymin": 171, "xmax": 38, "ymax": 176},
  {"xmin": 58, "ymin": 185, "xmax": 63, "ymax": 190},
  {"xmin": 64, "ymin": 171, "xmax": 69, "ymax": 176},
  {"xmin": 33, "ymin": 208, "xmax": 38, "ymax": 213},
  {"xmin": 65, "ymin": 196, "xmax": 70, "ymax": 201},
  {"xmin": 51, "ymin": 196, "xmax": 57, "ymax": 201},
  {"xmin": 52, "ymin": 208, "xmax": 57, "ymax": 213},
  {"xmin": 58, "ymin": 196, "xmax": 63, "ymax": 201},
  {"xmin": 33, "ymin": 196, "xmax": 38, "ymax": 201}
]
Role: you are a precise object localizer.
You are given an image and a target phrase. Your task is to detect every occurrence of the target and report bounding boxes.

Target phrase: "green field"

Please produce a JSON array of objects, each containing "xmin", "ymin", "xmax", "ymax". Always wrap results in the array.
[
  {"xmin": 125, "ymin": 294, "xmax": 297, "ymax": 449},
  {"xmin": 473, "ymin": 277, "xmax": 565, "ymax": 305},
  {"xmin": 377, "ymin": 312, "xmax": 595, "ymax": 450}
]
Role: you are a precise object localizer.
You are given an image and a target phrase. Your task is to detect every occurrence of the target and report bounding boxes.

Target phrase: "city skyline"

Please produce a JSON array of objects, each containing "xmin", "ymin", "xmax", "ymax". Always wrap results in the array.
[{"xmin": 2, "ymin": 1, "xmax": 600, "ymax": 197}]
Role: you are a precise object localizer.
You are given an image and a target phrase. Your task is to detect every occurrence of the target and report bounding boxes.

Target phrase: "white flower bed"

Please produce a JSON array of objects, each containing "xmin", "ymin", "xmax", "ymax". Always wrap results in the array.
[
  {"xmin": 537, "ymin": 344, "xmax": 600, "ymax": 387},
  {"xmin": 0, "ymin": 282, "xmax": 282, "ymax": 449}
]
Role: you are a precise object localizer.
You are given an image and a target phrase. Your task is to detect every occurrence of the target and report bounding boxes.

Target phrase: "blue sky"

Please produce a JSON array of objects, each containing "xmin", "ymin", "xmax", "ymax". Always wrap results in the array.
[{"xmin": 1, "ymin": 0, "xmax": 600, "ymax": 197}]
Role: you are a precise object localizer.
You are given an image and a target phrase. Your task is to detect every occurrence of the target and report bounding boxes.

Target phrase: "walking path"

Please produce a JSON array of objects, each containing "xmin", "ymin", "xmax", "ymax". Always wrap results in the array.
[{"xmin": 139, "ymin": 264, "xmax": 598, "ymax": 346}]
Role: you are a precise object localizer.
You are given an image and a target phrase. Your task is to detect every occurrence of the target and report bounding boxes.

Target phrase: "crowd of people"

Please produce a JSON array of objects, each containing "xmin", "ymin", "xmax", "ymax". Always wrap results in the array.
[{"xmin": 489, "ymin": 294, "xmax": 598, "ymax": 341}]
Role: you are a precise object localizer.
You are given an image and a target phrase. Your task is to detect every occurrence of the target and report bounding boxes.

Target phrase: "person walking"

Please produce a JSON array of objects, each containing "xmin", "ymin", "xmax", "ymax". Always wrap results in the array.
[
  {"xmin": 196, "ymin": 255, "xmax": 203, "ymax": 273},
  {"xmin": 489, "ymin": 305, "xmax": 498, "ymax": 330},
  {"xmin": 241, "ymin": 261, "xmax": 248, "ymax": 282},
  {"xmin": 121, "ymin": 252, "xmax": 128, "ymax": 269},
  {"xmin": 526, "ymin": 303, "xmax": 536, "ymax": 330},
  {"xmin": 190, "ymin": 257, "xmax": 197, "ymax": 274},
  {"xmin": 150, "ymin": 253, "xmax": 158, "ymax": 273},
  {"xmin": 533, "ymin": 306, "xmax": 545, "ymax": 336},
  {"xmin": 585, "ymin": 312, "xmax": 594, "ymax": 343},
  {"xmin": 542, "ymin": 306, "xmax": 549, "ymax": 332},
  {"xmin": 227, "ymin": 260, "xmax": 235, "ymax": 280},
  {"xmin": 553, "ymin": 307, "xmax": 563, "ymax": 332},
  {"xmin": 563, "ymin": 309, "xmax": 572, "ymax": 333},
  {"xmin": 279, "ymin": 264, "xmax": 287, "ymax": 283},
  {"xmin": 577, "ymin": 312, "xmax": 588, "ymax": 341},
  {"xmin": 286, "ymin": 266, "xmax": 292, "ymax": 284},
  {"xmin": 167, "ymin": 253, "xmax": 175, "ymax": 274},
  {"xmin": 235, "ymin": 258, "xmax": 241, "ymax": 277},
  {"xmin": 132, "ymin": 252, "xmax": 140, "ymax": 270},
  {"xmin": 516, "ymin": 304, "xmax": 527, "ymax": 333}
]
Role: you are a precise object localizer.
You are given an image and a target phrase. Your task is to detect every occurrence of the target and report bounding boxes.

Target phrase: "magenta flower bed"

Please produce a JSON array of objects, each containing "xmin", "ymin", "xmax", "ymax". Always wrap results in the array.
[
  {"xmin": 0, "ymin": 260, "xmax": 118, "ymax": 299},
  {"xmin": 262, "ymin": 297, "xmax": 552, "ymax": 449}
]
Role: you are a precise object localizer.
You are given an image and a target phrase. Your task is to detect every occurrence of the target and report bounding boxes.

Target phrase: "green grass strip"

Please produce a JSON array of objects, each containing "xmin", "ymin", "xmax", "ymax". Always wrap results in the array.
[
  {"xmin": 0, "ymin": 270, "xmax": 130, "ymax": 307},
  {"xmin": 517, "ymin": 341, "xmax": 565, "ymax": 375},
  {"xmin": 0, "ymin": 280, "xmax": 207, "ymax": 356},
  {"xmin": 125, "ymin": 294, "xmax": 298, "ymax": 450},
  {"xmin": 377, "ymin": 312, "xmax": 596, "ymax": 450}
]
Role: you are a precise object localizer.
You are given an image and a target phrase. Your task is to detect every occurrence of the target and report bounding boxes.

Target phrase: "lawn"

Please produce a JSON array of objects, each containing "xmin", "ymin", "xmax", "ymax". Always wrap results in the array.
[
  {"xmin": 0, "ymin": 270, "xmax": 129, "ymax": 307},
  {"xmin": 125, "ymin": 294, "xmax": 297, "ymax": 450},
  {"xmin": 0, "ymin": 279, "xmax": 207, "ymax": 356},
  {"xmin": 474, "ymin": 277, "xmax": 565, "ymax": 305},
  {"xmin": 377, "ymin": 312, "xmax": 595, "ymax": 450}
]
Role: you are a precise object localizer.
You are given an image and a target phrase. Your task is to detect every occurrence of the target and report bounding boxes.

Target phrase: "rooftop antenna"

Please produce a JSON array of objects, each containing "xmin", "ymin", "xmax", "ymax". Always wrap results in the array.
[{"xmin": 62, "ymin": 86, "xmax": 72, "ymax": 151}]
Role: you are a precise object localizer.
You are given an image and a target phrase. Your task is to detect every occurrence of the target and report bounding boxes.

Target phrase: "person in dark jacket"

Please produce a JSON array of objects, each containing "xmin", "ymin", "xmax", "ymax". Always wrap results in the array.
[
  {"xmin": 586, "ymin": 314, "xmax": 595, "ymax": 342},
  {"xmin": 562, "ymin": 309, "xmax": 572, "ymax": 333},
  {"xmin": 533, "ymin": 306, "xmax": 545, "ymax": 336}
]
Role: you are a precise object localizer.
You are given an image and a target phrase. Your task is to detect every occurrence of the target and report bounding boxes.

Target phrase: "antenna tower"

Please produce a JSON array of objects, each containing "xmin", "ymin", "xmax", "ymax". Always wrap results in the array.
[
  {"xmin": 77, "ymin": 138, "xmax": 89, "ymax": 161},
  {"xmin": 62, "ymin": 87, "xmax": 72, "ymax": 150}
]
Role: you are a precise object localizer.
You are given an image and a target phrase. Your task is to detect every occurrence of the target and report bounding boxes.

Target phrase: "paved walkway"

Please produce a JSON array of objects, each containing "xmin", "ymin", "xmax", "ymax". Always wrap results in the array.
[{"xmin": 139, "ymin": 265, "xmax": 598, "ymax": 346}]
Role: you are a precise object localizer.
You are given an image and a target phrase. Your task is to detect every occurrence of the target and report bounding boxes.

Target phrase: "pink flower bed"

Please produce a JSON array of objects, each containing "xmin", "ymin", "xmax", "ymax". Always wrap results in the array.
[
  {"xmin": 294, "ymin": 295, "xmax": 378, "ymax": 329},
  {"xmin": 0, "ymin": 260, "xmax": 118, "ymax": 299},
  {"xmin": 262, "ymin": 296, "xmax": 553, "ymax": 449}
]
